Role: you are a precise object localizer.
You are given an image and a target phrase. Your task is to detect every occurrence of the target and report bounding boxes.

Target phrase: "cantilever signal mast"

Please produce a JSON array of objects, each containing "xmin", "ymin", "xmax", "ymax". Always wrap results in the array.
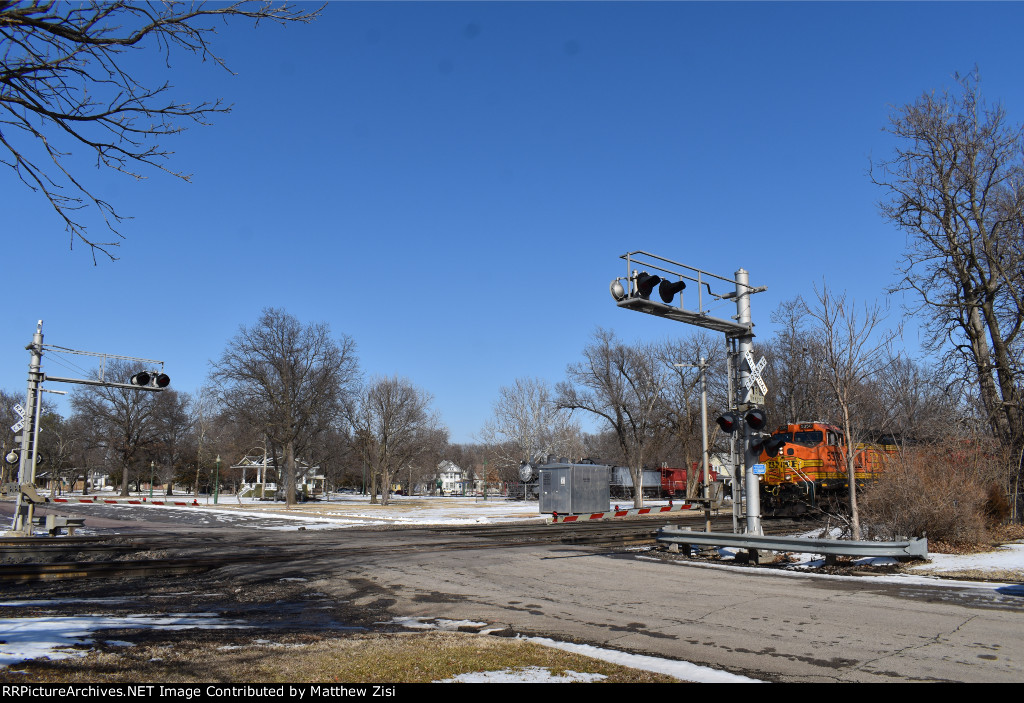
[
  {"xmin": 7, "ymin": 320, "xmax": 171, "ymax": 536},
  {"xmin": 610, "ymin": 251, "xmax": 767, "ymax": 535}
]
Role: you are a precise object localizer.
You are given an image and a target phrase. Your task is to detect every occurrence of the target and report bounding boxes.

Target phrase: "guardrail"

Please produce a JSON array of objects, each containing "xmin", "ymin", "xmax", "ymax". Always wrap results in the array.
[{"xmin": 657, "ymin": 527, "xmax": 928, "ymax": 565}]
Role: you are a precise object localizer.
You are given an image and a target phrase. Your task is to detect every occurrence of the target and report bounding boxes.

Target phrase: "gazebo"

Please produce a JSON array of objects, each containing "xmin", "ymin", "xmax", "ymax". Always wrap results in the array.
[{"xmin": 231, "ymin": 450, "xmax": 324, "ymax": 498}]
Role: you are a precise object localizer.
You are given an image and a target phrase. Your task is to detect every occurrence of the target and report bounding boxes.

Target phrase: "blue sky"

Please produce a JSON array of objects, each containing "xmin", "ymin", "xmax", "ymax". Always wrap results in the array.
[{"xmin": 3, "ymin": 1, "xmax": 1023, "ymax": 443}]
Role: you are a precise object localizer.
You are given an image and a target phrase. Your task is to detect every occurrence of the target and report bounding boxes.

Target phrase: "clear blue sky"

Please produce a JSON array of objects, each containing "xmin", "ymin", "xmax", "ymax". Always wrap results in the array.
[{"xmin": 3, "ymin": 2, "xmax": 1023, "ymax": 443}]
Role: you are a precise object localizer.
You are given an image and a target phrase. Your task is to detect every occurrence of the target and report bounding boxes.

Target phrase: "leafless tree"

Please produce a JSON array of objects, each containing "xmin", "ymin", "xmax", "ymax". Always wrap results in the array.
[
  {"xmin": 478, "ymin": 377, "xmax": 583, "ymax": 480},
  {"xmin": 0, "ymin": 1, "xmax": 321, "ymax": 260},
  {"xmin": 762, "ymin": 296, "xmax": 835, "ymax": 425},
  {"xmin": 871, "ymin": 69, "xmax": 1024, "ymax": 517},
  {"xmin": 147, "ymin": 389, "xmax": 191, "ymax": 494},
  {"xmin": 349, "ymin": 376, "xmax": 443, "ymax": 506},
  {"xmin": 876, "ymin": 356, "xmax": 963, "ymax": 444},
  {"xmin": 69, "ymin": 359, "xmax": 158, "ymax": 497},
  {"xmin": 656, "ymin": 333, "xmax": 727, "ymax": 494},
  {"xmin": 63, "ymin": 413, "xmax": 106, "ymax": 494},
  {"xmin": 402, "ymin": 426, "xmax": 449, "ymax": 495},
  {"xmin": 210, "ymin": 308, "xmax": 360, "ymax": 506},
  {"xmin": 809, "ymin": 284, "xmax": 902, "ymax": 539},
  {"xmin": 557, "ymin": 328, "xmax": 668, "ymax": 508}
]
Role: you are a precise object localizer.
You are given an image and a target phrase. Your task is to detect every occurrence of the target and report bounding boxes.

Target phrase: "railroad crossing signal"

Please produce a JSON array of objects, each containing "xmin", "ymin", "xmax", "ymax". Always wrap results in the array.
[
  {"xmin": 9, "ymin": 320, "xmax": 172, "ymax": 536},
  {"xmin": 611, "ymin": 251, "xmax": 768, "ymax": 536}
]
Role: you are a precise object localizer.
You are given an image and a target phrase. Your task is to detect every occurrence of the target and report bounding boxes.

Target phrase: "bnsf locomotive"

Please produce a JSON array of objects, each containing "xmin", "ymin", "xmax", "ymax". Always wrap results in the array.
[{"xmin": 757, "ymin": 421, "xmax": 896, "ymax": 515}]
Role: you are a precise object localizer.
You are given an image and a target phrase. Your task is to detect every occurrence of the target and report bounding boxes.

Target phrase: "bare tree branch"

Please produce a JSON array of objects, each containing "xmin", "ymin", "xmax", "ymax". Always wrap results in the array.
[{"xmin": 1, "ymin": 1, "xmax": 322, "ymax": 261}]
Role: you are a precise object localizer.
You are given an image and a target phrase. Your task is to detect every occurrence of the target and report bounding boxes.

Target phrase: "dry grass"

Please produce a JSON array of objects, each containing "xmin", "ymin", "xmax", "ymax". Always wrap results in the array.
[{"xmin": 0, "ymin": 630, "xmax": 683, "ymax": 684}]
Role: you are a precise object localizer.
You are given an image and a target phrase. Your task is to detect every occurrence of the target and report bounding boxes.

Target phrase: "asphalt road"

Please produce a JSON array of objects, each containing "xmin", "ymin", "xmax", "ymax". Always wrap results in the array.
[
  {"xmin": 219, "ymin": 533, "xmax": 1024, "ymax": 683},
  {"xmin": 3, "ymin": 500, "xmax": 1024, "ymax": 682}
]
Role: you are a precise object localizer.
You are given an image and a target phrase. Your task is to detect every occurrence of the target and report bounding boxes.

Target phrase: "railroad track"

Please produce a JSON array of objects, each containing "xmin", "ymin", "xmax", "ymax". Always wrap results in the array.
[{"xmin": 0, "ymin": 514, "xmax": 818, "ymax": 582}]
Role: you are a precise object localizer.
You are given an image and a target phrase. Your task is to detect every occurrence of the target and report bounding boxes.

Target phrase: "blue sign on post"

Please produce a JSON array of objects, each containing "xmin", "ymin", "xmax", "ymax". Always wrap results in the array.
[{"xmin": 752, "ymin": 463, "xmax": 766, "ymax": 475}]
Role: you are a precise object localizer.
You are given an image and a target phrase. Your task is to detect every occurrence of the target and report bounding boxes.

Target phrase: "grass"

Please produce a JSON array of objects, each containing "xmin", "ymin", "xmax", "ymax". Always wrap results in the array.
[{"xmin": 0, "ymin": 631, "xmax": 684, "ymax": 684}]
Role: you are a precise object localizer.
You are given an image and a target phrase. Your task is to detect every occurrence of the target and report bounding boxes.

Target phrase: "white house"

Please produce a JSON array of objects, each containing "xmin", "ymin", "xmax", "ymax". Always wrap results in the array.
[{"xmin": 437, "ymin": 460, "xmax": 467, "ymax": 495}]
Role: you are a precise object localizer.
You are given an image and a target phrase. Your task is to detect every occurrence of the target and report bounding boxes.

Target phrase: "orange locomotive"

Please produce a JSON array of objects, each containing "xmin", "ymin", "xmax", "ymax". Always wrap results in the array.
[{"xmin": 757, "ymin": 421, "xmax": 897, "ymax": 516}]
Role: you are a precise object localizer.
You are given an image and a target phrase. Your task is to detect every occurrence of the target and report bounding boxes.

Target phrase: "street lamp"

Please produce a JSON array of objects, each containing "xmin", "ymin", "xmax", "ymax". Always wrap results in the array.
[
  {"xmin": 149, "ymin": 461, "xmax": 155, "ymax": 500},
  {"xmin": 214, "ymin": 455, "xmax": 221, "ymax": 505}
]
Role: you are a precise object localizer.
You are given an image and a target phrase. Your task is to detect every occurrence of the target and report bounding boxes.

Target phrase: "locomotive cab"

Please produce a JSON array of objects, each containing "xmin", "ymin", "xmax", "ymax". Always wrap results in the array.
[
  {"xmin": 760, "ymin": 421, "xmax": 841, "ymax": 516},
  {"xmin": 759, "ymin": 421, "xmax": 893, "ymax": 516}
]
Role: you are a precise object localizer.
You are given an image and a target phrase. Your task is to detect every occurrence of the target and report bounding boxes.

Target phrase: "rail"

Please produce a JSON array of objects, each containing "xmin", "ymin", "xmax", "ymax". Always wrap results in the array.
[{"xmin": 657, "ymin": 526, "xmax": 928, "ymax": 565}]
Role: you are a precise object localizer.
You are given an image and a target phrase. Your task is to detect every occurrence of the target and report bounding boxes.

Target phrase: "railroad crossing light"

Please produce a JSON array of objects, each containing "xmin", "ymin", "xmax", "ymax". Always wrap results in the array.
[
  {"xmin": 716, "ymin": 412, "xmax": 740, "ymax": 433},
  {"xmin": 634, "ymin": 272, "xmax": 661, "ymax": 299},
  {"xmin": 610, "ymin": 279, "xmax": 626, "ymax": 301},
  {"xmin": 745, "ymin": 408, "xmax": 767, "ymax": 431},
  {"xmin": 658, "ymin": 279, "xmax": 686, "ymax": 304},
  {"xmin": 130, "ymin": 371, "xmax": 171, "ymax": 389},
  {"xmin": 4, "ymin": 450, "xmax": 18, "ymax": 465},
  {"xmin": 752, "ymin": 433, "xmax": 787, "ymax": 458},
  {"xmin": 762, "ymin": 434, "xmax": 788, "ymax": 458}
]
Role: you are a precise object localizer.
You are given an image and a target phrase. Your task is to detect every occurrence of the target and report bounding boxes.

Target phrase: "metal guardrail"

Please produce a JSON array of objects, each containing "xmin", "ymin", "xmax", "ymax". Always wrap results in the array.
[{"xmin": 657, "ymin": 527, "xmax": 928, "ymax": 565}]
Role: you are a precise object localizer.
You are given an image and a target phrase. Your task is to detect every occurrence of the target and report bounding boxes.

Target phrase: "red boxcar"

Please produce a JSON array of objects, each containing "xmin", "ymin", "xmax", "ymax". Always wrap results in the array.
[{"xmin": 660, "ymin": 465, "xmax": 718, "ymax": 498}]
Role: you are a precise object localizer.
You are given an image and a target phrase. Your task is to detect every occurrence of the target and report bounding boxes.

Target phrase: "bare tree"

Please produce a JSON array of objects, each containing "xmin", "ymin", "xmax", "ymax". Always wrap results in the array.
[
  {"xmin": 63, "ymin": 413, "xmax": 106, "ymax": 494},
  {"xmin": 871, "ymin": 70, "xmax": 1024, "ymax": 517},
  {"xmin": 656, "ymin": 332, "xmax": 727, "ymax": 493},
  {"xmin": 763, "ymin": 296, "xmax": 835, "ymax": 425},
  {"xmin": 478, "ymin": 377, "xmax": 583, "ymax": 479},
  {"xmin": 148, "ymin": 389, "xmax": 191, "ymax": 494},
  {"xmin": 350, "ymin": 376, "xmax": 443, "ymax": 506},
  {"xmin": 69, "ymin": 359, "xmax": 157, "ymax": 497},
  {"xmin": 809, "ymin": 284, "xmax": 901, "ymax": 539},
  {"xmin": 185, "ymin": 383, "xmax": 221, "ymax": 496},
  {"xmin": 557, "ymin": 329, "xmax": 668, "ymax": 508},
  {"xmin": 210, "ymin": 308, "xmax": 360, "ymax": 506},
  {"xmin": 877, "ymin": 356, "xmax": 964, "ymax": 444},
  {"xmin": 1, "ymin": 1, "xmax": 321, "ymax": 260}
]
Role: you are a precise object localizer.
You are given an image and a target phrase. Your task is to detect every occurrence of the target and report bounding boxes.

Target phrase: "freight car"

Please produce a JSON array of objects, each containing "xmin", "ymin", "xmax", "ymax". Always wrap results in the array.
[
  {"xmin": 517, "ymin": 459, "xmax": 717, "ymax": 501},
  {"xmin": 757, "ymin": 421, "xmax": 896, "ymax": 516},
  {"xmin": 659, "ymin": 465, "xmax": 720, "ymax": 498}
]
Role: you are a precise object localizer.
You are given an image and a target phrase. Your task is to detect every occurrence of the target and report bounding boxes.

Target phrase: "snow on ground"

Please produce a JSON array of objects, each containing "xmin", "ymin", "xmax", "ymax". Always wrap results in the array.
[
  {"xmin": 35, "ymin": 491, "xmax": 545, "ymax": 532},
  {"xmin": 3, "ymin": 491, "xmax": 1023, "ymax": 681},
  {"xmin": 435, "ymin": 666, "xmax": 608, "ymax": 683},
  {"xmin": 0, "ymin": 613, "xmax": 250, "ymax": 668}
]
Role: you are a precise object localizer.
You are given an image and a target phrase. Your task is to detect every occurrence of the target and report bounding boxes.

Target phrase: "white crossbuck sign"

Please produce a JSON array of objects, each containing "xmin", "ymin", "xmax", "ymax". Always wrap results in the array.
[
  {"xmin": 11, "ymin": 404, "xmax": 25, "ymax": 433},
  {"xmin": 743, "ymin": 351, "xmax": 768, "ymax": 394}
]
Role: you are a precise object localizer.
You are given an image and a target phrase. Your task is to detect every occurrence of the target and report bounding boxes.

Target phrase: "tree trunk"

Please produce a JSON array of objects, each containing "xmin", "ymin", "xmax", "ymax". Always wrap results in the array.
[{"xmin": 285, "ymin": 440, "xmax": 296, "ymax": 507}]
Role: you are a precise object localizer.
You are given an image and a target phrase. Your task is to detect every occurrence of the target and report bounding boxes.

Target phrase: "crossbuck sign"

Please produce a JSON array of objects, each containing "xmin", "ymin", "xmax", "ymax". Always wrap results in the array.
[{"xmin": 743, "ymin": 351, "xmax": 767, "ymax": 394}]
